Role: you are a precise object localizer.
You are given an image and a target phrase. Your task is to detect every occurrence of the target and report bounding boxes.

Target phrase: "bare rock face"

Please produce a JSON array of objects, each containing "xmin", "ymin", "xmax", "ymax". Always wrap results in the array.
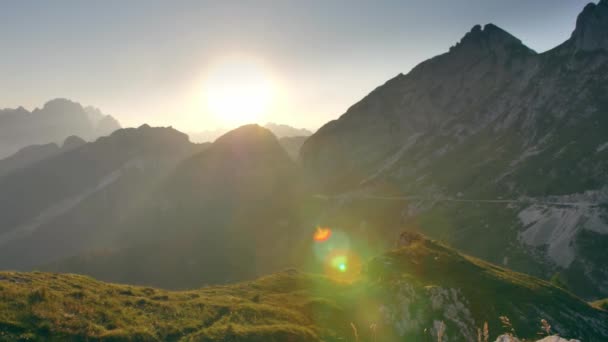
[
  {"xmin": 301, "ymin": 22, "xmax": 538, "ymax": 192},
  {"xmin": 570, "ymin": 0, "xmax": 608, "ymax": 52},
  {"xmin": 301, "ymin": 3, "xmax": 608, "ymax": 299}
]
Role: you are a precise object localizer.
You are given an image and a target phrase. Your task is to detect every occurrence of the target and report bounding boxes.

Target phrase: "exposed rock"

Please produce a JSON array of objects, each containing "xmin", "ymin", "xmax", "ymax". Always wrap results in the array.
[
  {"xmin": 570, "ymin": 0, "xmax": 608, "ymax": 52},
  {"xmin": 301, "ymin": 3, "xmax": 608, "ymax": 299}
]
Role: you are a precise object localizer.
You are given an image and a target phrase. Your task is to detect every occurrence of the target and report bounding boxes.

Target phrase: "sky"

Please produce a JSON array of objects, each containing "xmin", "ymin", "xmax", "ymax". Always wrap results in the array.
[{"xmin": 0, "ymin": 0, "xmax": 595, "ymax": 132}]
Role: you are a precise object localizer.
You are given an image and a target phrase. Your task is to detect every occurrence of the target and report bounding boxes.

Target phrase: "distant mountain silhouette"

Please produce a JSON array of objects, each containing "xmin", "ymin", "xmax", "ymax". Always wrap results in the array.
[
  {"xmin": 264, "ymin": 123, "xmax": 313, "ymax": 138},
  {"xmin": 278, "ymin": 136, "xmax": 308, "ymax": 160},
  {"xmin": 0, "ymin": 135, "xmax": 85, "ymax": 178},
  {"xmin": 45, "ymin": 125, "xmax": 306, "ymax": 288},
  {"xmin": 188, "ymin": 122, "xmax": 312, "ymax": 143},
  {"xmin": 187, "ymin": 127, "xmax": 228, "ymax": 143},
  {"xmin": 0, "ymin": 124, "xmax": 206, "ymax": 270},
  {"xmin": 0, "ymin": 98, "xmax": 121, "ymax": 158}
]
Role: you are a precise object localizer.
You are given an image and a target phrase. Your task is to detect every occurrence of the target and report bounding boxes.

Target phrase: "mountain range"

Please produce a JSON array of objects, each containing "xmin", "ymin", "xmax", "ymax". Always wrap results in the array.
[
  {"xmin": 188, "ymin": 123, "xmax": 312, "ymax": 161},
  {"xmin": 43, "ymin": 125, "xmax": 306, "ymax": 288},
  {"xmin": 0, "ymin": 98, "xmax": 121, "ymax": 159},
  {"xmin": 189, "ymin": 123, "xmax": 312, "ymax": 142},
  {"xmin": 0, "ymin": 2, "xmax": 608, "ymax": 341},
  {"xmin": 0, "ymin": 125, "xmax": 206, "ymax": 271}
]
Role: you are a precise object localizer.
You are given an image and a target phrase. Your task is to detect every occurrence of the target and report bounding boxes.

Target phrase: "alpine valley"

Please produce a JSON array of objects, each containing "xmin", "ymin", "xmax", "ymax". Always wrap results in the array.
[{"xmin": 1, "ymin": 2, "xmax": 608, "ymax": 341}]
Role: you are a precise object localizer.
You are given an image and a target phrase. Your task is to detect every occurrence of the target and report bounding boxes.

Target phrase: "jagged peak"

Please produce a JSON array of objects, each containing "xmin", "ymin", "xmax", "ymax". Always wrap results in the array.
[
  {"xmin": 570, "ymin": 0, "xmax": 608, "ymax": 51},
  {"xmin": 450, "ymin": 23, "xmax": 535, "ymax": 55}
]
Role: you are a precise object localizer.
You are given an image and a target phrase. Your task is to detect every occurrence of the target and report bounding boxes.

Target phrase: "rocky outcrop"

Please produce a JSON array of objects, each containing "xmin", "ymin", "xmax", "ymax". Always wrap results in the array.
[{"xmin": 570, "ymin": 0, "xmax": 608, "ymax": 52}]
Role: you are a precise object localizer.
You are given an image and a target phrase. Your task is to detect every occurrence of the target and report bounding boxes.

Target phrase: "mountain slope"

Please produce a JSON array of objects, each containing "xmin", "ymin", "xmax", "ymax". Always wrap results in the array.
[
  {"xmin": 264, "ymin": 123, "xmax": 312, "ymax": 138},
  {"xmin": 1, "ymin": 236, "xmax": 606, "ymax": 341},
  {"xmin": 0, "ymin": 99, "xmax": 121, "ymax": 158},
  {"xmin": 301, "ymin": 2, "xmax": 608, "ymax": 299},
  {"xmin": 279, "ymin": 136, "xmax": 309, "ymax": 160},
  {"xmin": 0, "ymin": 125, "xmax": 204, "ymax": 270},
  {"xmin": 46, "ymin": 125, "xmax": 307, "ymax": 289},
  {"xmin": 188, "ymin": 123, "xmax": 312, "ymax": 143},
  {"xmin": 0, "ymin": 136, "xmax": 86, "ymax": 179}
]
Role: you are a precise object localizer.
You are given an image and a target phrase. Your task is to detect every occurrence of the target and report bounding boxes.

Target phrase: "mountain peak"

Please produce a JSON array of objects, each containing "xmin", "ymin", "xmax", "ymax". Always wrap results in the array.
[
  {"xmin": 450, "ymin": 23, "xmax": 534, "ymax": 55},
  {"xmin": 214, "ymin": 124, "xmax": 278, "ymax": 146},
  {"xmin": 570, "ymin": 0, "xmax": 608, "ymax": 51},
  {"xmin": 61, "ymin": 135, "xmax": 86, "ymax": 150},
  {"xmin": 197, "ymin": 124, "xmax": 292, "ymax": 167},
  {"xmin": 40, "ymin": 98, "xmax": 84, "ymax": 113}
]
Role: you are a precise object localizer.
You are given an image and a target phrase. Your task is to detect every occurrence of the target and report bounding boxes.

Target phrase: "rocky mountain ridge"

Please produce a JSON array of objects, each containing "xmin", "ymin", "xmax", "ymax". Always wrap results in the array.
[
  {"xmin": 43, "ymin": 125, "xmax": 307, "ymax": 289},
  {"xmin": 301, "ymin": 1, "xmax": 608, "ymax": 299},
  {"xmin": 0, "ymin": 124, "xmax": 205, "ymax": 271}
]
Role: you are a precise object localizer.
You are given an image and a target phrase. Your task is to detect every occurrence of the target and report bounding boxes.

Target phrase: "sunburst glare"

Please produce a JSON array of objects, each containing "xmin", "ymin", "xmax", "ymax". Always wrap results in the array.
[{"xmin": 203, "ymin": 59, "xmax": 275, "ymax": 127}]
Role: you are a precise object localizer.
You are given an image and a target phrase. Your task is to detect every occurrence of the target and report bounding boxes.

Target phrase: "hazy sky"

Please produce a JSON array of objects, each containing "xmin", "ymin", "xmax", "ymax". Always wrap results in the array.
[{"xmin": 0, "ymin": 0, "xmax": 594, "ymax": 131}]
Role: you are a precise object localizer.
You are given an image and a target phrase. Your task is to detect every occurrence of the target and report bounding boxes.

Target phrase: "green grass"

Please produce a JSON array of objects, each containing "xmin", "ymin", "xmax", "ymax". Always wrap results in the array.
[
  {"xmin": 0, "ymin": 271, "xmax": 344, "ymax": 341},
  {"xmin": 1, "ymin": 236, "xmax": 607, "ymax": 341}
]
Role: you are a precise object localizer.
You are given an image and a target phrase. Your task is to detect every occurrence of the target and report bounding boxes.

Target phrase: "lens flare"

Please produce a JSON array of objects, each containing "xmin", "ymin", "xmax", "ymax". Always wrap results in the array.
[
  {"xmin": 312, "ymin": 228, "xmax": 351, "ymax": 263},
  {"xmin": 331, "ymin": 255, "xmax": 347, "ymax": 270},
  {"xmin": 313, "ymin": 227, "xmax": 332, "ymax": 242},
  {"xmin": 324, "ymin": 250, "xmax": 361, "ymax": 281}
]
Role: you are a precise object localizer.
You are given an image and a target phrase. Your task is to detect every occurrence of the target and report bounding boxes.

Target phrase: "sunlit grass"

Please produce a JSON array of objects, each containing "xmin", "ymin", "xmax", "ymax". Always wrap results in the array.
[{"xmin": 0, "ymin": 236, "xmax": 605, "ymax": 341}]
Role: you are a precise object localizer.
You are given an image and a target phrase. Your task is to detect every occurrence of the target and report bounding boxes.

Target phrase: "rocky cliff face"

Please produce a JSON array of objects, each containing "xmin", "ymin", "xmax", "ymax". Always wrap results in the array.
[
  {"xmin": 301, "ymin": 2, "xmax": 608, "ymax": 299},
  {"xmin": 570, "ymin": 0, "xmax": 608, "ymax": 52}
]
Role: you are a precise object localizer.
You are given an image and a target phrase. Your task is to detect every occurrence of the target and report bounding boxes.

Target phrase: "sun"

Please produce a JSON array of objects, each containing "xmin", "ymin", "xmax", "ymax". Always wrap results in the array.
[{"xmin": 203, "ymin": 59, "xmax": 274, "ymax": 127}]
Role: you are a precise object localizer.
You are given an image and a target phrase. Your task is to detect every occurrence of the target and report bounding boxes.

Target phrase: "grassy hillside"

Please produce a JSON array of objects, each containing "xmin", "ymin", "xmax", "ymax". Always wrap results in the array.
[
  {"xmin": 1, "ymin": 236, "xmax": 606, "ymax": 341},
  {"xmin": 0, "ymin": 271, "xmax": 339, "ymax": 342}
]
